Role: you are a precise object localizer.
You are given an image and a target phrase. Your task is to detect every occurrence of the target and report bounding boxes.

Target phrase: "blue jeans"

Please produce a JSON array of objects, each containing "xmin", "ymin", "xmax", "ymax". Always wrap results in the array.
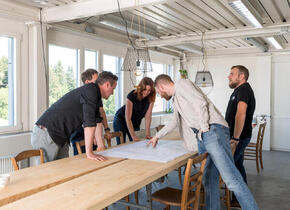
[
  {"xmin": 234, "ymin": 137, "xmax": 251, "ymax": 184},
  {"xmin": 195, "ymin": 124, "xmax": 259, "ymax": 210},
  {"xmin": 113, "ymin": 116, "xmax": 140, "ymax": 145}
]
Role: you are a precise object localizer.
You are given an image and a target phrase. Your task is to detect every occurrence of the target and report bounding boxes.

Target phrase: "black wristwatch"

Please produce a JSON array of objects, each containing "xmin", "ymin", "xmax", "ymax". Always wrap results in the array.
[
  {"xmin": 104, "ymin": 127, "xmax": 110, "ymax": 132},
  {"xmin": 232, "ymin": 137, "xmax": 239, "ymax": 141}
]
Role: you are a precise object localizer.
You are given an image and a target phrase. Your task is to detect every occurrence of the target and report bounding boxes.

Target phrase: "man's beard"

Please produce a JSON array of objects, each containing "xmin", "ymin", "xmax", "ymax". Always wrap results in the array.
[
  {"xmin": 162, "ymin": 92, "xmax": 172, "ymax": 100},
  {"xmin": 229, "ymin": 81, "xmax": 238, "ymax": 89}
]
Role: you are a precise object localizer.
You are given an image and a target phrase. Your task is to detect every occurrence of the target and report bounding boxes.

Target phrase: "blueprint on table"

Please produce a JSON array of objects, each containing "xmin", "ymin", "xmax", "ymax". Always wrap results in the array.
[{"xmin": 97, "ymin": 140, "xmax": 190, "ymax": 163}]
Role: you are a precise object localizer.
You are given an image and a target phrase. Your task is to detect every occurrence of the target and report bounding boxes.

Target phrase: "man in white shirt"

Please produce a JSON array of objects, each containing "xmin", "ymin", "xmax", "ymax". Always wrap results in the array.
[{"xmin": 148, "ymin": 74, "xmax": 258, "ymax": 210}]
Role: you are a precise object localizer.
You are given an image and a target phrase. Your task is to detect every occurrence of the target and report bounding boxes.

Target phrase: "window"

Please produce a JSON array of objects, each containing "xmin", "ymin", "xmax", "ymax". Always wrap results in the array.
[
  {"xmin": 166, "ymin": 64, "xmax": 174, "ymax": 113},
  {"xmin": 48, "ymin": 45, "xmax": 79, "ymax": 106},
  {"xmin": 102, "ymin": 54, "xmax": 122, "ymax": 115},
  {"xmin": 85, "ymin": 49, "xmax": 98, "ymax": 70},
  {"xmin": 147, "ymin": 63, "xmax": 166, "ymax": 113},
  {"xmin": 0, "ymin": 36, "xmax": 15, "ymax": 127}
]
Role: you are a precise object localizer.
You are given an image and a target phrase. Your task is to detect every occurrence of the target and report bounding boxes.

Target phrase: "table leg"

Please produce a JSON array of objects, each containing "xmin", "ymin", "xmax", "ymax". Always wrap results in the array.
[{"xmin": 145, "ymin": 183, "xmax": 152, "ymax": 210}]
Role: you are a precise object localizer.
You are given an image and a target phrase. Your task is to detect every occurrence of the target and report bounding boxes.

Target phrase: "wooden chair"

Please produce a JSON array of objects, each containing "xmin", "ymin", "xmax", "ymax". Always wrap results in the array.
[
  {"xmin": 104, "ymin": 131, "xmax": 124, "ymax": 147},
  {"xmin": 11, "ymin": 149, "xmax": 44, "ymax": 171},
  {"xmin": 244, "ymin": 122, "xmax": 267, "ymax": 173},
  {"xmin": 155, "ymin": 124, "xmax": 165, "ymax": 132},
  {"xmin": 152, "ymin": 152, "xmax": 208, "ymax": 210}
]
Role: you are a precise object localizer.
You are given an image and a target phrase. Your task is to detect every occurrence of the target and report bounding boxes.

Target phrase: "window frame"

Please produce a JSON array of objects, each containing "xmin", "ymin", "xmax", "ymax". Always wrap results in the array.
[
  {"xmin": 144, "ymin": 62, "xmax": 173, "ymax": 114},
  {"xmin": 0, "ymin": 34, "xmax": 22, "ymax": 133},
  {"xmin": 84, "ymin": 48, "xmax": 98, "ymax": 72},
  {"xmin": 102, "ymin": 54, "xmax": 123, "ymax": 120},
  {"xmin": 48, "ymin": 43, "xmax": 80, "ymax": 106}
]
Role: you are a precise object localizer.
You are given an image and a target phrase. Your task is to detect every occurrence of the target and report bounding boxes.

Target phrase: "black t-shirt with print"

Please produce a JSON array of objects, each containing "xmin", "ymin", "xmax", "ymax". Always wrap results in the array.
[
  {"xmin": 115, "ymin": 90, "xmax": 150, "ymax": 130},
  {"xmin": 225, "ymin": 82, "xmax": 256, "ymax": 139}
]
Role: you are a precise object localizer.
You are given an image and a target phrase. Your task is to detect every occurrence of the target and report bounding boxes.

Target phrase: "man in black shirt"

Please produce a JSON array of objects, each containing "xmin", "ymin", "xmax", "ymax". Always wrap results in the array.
[
  {"xmin": 225, "ymin": 65, "xmax": 256, "ymax": 205},
  {"xmin": 70, "ymin": 69, "xmax": 112, "ymax": 155},
  {"xmin": 31, "ymin": 71, "xmax": 118, "ymax": 162}
]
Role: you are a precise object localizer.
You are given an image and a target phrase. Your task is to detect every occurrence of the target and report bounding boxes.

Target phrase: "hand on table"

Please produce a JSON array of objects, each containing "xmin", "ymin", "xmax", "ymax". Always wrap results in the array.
[
  {"xmin": 132, "ymin": 135, "xmax": 140, "ymax": 142},
  {"xmin": 86, "ymin": 153, "xmax": 107, "ymax": 161},
  {"xmin": 147, "ymin": 136, "xmax": 159, "ymax": 148}
]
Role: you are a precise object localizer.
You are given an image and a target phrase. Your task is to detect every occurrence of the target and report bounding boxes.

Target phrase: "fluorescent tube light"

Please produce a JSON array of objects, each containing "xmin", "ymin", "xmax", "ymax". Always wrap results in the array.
[
  {"xmin": 266, "ymin": 37, "xmax": 283, "ymax": 49},
  {"xmin": 229, "ymin": 0, "xmax": 263, "ymax": 28}
]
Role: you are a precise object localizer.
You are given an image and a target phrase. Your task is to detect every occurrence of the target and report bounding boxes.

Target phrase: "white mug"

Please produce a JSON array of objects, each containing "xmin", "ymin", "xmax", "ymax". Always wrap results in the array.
[{"xmin": 0, "ymin": 174, "xmax": 10, "ymax": 188}]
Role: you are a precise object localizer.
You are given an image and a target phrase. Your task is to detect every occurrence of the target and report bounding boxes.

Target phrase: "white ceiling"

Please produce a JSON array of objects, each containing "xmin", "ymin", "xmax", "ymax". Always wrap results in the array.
[{"xmin": 11, "ymin": 0, "xmax": 290, "ymax": 54}]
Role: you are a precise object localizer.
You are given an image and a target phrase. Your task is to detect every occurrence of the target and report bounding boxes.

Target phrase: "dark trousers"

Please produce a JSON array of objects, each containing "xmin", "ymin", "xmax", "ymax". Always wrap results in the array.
[
  {"xmin": 234, "ymin": 137, "xmax": 251, "ymax": 183},
  {"xmin": 113, "ymin": 116, "xmax": 136, "ymax": 145}
]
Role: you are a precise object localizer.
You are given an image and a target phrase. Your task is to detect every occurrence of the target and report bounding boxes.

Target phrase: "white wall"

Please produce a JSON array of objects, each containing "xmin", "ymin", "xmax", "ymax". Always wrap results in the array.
[
  {"xmin": 187, "ymin": 56, "xmax": 272, "ymax": 149},
  {"xmin": 271, "ymin": 55, "xmax": 290, "ymax": 151}
]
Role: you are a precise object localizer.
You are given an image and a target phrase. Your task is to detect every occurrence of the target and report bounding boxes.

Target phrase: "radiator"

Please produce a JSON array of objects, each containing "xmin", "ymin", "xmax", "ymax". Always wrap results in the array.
[{"xmin": 0, "ymin": 154, "xmax": 15, "ymax": 174}]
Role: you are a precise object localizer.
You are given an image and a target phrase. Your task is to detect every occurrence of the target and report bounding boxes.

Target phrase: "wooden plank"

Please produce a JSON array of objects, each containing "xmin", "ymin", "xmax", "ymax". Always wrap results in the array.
[
  {"xmin": 146, "ymin": 5, "xmax": 197, "ymax": 32},
  {"xmin": 0, "ymin": 155, "xmax": 125, "ymax": 207},
  {"xmin": 154, "ymin": 4, "xmax": 203, "ymax": 33},
  {"xmin": 42, "ymin": 0, "xmax": 181, "ymax": 23},
  {"xmin": 129, "ymin": 10, "xmax": 181, "ymax": 35},
  {"xmin": 140, "ymin": 7, "xmax": 191, "ymax": 33},
  {"xmin": 2, "ymin": 152, "xmax": 196, "ymax": 210},
  {"xmin": 166, "ymin": 1, "xmax": 214, "ymax": 30}
]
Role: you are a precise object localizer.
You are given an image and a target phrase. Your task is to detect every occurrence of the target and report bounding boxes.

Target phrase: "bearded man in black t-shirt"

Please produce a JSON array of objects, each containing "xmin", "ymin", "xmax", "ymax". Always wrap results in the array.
[{"xmin": 225, "ymin": 65, "xmax": 256, "ymax": 206}]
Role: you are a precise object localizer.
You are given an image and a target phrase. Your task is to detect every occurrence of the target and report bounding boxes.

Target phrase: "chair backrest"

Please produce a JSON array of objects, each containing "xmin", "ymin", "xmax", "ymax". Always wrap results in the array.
[
  {"xmin": 257, "ymin": 122, "xmax": 267, "ymax": 150},
  {"xmin": 11, "ymin": 149, "xmax": 44, "ymax": 171},
  {"xmin": 75, "ymin": 140, "xmax": 86, "ymax": 155},
  {"xmin": 75, "ymin": 132, "xmax": 124, "ymax": 155},
  {"xmin": 104, "ymin": 131, "xmax": 124, "ymax": 148},
  {"xmin": 181, "ymin": 152, "xmax": 208, "ymax": 210},
  {"xmin": 155, "ymin": 124, "xmax": 165, "ymax": 132}
]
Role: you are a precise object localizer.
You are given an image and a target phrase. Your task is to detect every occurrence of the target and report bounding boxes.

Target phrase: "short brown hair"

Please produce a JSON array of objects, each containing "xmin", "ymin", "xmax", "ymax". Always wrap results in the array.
[
  {"xmin": 135, "ymin": 77, "xmax": 156, "ymax": 103},
  {"xmin": 231, "ymin": 65, "xmax": 249, "ymax": 81},
  {"xmin": 96, "ymin": 71, "xmax": 118, "ymax": 86},
  {"xmin": 154, "ymin": 74, "xmax": 174, "ymax": 86},
  {"xmin": 81, "ymin": 68, "xmax": 98, "ymax": 84}
]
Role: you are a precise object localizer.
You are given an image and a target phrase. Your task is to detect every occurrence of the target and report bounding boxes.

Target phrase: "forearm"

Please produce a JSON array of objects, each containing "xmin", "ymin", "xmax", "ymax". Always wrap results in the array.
[
  {"xmin": 84, "ymin": 127, "xmax": 96, "ymax": 155},
  {"xmin": 145, "ymin": 116, "xmax": 152, "ymax": 136},
  {"xmin": 125, "ymin": 118, "xmax": 136, "ymax": 137},
  {"xmin": 100, "ymin": 108, "xmax": 109, "ymax": 129},
  {"xmin": 233, "ymin": 113, "xmax": 246, "ymax": 139},
  {"xmin": 95, "ymin": 123, "xmax": 104, "ymax": 147}
]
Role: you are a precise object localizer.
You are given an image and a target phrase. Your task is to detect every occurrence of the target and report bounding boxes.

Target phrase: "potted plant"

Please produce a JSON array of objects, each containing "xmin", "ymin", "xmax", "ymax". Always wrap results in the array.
[{"xmin": 179, "ymin": 69, "xmax": 188, "ymax": 79}]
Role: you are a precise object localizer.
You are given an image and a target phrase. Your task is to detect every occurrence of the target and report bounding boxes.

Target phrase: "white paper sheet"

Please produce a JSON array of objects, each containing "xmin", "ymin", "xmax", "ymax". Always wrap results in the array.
[{"xmin": 97, "ymin": 140, "xmax": 190, "ymax": 163}]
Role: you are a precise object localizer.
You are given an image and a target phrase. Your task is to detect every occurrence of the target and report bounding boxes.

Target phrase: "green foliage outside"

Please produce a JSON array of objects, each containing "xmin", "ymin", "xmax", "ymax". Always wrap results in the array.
[
  {"xmin": 103, "ymin": 93, "xmax": 116, "ymax": 115},
  {"xmin": 0, "ymin": 56, "xmax": 8, "ymax": 123},
  {"xmin": 0, "ymin": 56, "xmax": 117, "ymax": 124},
  {"xmin": 49, "ymin": 61, "xmax": 76, "ymax": 106}
]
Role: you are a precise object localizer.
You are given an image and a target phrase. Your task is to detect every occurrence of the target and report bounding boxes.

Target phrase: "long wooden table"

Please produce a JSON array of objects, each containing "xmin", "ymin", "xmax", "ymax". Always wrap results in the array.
[
  {"xmin": 0, "ymin": 154, "xmax": 125, "ymax": 207},
  {"xmin": 0, "ymin": 142, "xmax": 196, "ymax": 209}
]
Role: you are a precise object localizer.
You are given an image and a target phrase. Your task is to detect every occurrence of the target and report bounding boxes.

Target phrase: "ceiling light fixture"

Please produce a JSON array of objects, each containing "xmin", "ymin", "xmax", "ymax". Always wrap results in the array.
[
  {"xmin": 266, "ymin": 37, "xmax": 283, "ymax": 49},
  {"xmin": 195, "ymin": 32, "xmax": 214, "ymax": 89},
  {"xmin": 228, "ymin": 0, "xmax": 263, "ymax": 28},
  {"xmin": 33, "ymin": 0, "xmax": 48, "ymax": 5}
]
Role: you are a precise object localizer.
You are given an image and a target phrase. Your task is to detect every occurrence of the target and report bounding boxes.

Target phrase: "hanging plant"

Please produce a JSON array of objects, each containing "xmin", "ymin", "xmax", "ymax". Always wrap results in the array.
[{"xmin": 179, "ymin": 69, "xmax": 188, "ymax": 79}]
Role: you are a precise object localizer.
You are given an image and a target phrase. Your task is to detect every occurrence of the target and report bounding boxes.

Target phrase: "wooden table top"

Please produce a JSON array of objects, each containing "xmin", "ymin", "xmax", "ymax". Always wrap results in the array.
[
  {"xmin": 0, "ymin": 154, "xmax": 125, "ymax": 207},
  {"xmin": 1, "ymin": 152, "xmax": 196, "ymax": 210}
]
